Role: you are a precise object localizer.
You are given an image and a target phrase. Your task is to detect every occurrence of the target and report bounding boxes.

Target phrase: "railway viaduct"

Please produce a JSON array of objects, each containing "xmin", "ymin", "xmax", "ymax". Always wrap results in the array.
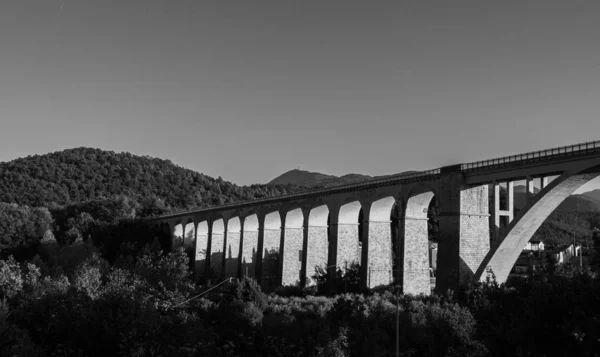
[{"xmin": 149, "ymin": 140, "xmax": 600, "ymax": 295}]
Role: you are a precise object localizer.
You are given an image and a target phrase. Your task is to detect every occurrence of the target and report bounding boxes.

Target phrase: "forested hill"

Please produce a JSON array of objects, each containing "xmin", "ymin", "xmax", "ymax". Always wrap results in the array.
[{"xmin": 0, "ymin": 148, "xmax": 301, "ymax": 210}]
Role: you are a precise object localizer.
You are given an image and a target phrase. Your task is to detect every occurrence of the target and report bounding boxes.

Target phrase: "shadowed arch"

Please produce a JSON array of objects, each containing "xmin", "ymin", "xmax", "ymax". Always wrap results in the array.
[
  {"xmin": 225, "ymin": 217, "xmax": 241, "ymax": 278},
  {"xmin": 336, "ymin": 201, "xmax": 362, "ymax": 269},
  {"xmin": 282, "ymin": 208, "xmax": 304, "ymax": 286},
  {"xmin": 476, "ymin": 164, "xmax": 600, "ymax": 283},
  {"xmin": 241, "ymin": 215, "xmax": 259, "ymax": 278},
  {"xmin": 262, "ymin": 211, "xmax": 282, "ymax": 290},
  {"xmin": 195, "ymin": 221, "xmax": 209, "ymax": 280},
  {"xmin": 183, "ymin": 219, "xmax": 195, "ymax": 249},
  {"xmin": 173, "ymin": 222, "xmax": 184, "ymax": 248},
  {"xmin": 210, "ymin": 218, "xmax": 226, "ymax": 278}
]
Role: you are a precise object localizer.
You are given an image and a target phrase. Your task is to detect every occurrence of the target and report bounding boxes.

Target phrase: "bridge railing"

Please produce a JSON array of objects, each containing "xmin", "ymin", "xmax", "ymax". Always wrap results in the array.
[{"xmin": 461, "ymin": 140, "xmax": 600, "ymax": 172}]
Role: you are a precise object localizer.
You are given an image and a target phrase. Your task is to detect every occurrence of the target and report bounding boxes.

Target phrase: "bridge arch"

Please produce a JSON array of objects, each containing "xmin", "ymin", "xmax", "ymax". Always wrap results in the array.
[
  {"xmin": 365, "ymin": 196, "xmax": 396, "ymax": 288},
  {"xmin": 225, "ymin": 217, "xmax": 241, "ymax": 278},
  {"xmin": 262, "ymin": 211, "xmax": 282, "ymax": 290},
  {"xmin": 210, "ymin": 218, "xmax": 226, "ymax": 279},
  {"xmin": 399, "ymin": 185, "xmax": 438, "ymax": 295},
  {"xmin": 183, "ymin": 218, "xmax": 195, "ymax": 249},
  {"xmin": 336, "ymin": 201, "xmax": 362, "ymax": 270},
  {"xmin": 306, "ymin": 205, "xmax": 330, "ymax": 286},
  {"xmin": 281, "ymin": 208, "xmax": 304, "ymax": 286},
  {"xmin": 476, "ymin": 162, "xmax": 600, "ymax": 283},
  {"xmin": 195, "ymin": 221, "xmax": 209, "ymax": 280},
  {"xmin": 241, "ymin": 214, "xmax": 259, "ymax": 278},
  {"xmin": 173, "ymin": 222, "xmax": 184, "ymax": 248}
]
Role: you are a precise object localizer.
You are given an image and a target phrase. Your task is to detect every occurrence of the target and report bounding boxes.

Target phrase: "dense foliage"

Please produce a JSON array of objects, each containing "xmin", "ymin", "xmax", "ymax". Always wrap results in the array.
[
  {"xmin": 2, "ymin": 246, "xmax": 600, "ymax": 356},
  {"xmin": 0, "ymin": 147, "xmax": 302, "ymax": 209}
]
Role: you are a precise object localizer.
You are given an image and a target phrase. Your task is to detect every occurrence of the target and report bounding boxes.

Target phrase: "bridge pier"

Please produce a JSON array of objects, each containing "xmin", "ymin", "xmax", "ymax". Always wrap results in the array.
[{"xmin": 436, "ymin": 166, "xmax": 490, "ymax": 293}]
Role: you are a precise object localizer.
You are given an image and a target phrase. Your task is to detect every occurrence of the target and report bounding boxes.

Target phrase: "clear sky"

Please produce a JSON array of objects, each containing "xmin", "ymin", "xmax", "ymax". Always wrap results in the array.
[{"xmin": 1, "ymin": 0, "xmax": 599, "ymax": 192}]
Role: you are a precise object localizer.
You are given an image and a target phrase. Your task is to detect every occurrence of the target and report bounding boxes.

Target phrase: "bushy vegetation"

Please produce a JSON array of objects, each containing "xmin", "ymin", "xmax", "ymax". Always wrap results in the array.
[{"xmin": 3, "ymin": 243, "xmax": 600, "ymax": 356}]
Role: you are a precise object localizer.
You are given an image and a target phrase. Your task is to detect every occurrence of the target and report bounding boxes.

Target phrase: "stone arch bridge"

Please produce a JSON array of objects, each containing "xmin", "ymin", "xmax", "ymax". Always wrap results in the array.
[{"xmin": 149, "ymin": 140, "xmax": 600, "ymax": 295}]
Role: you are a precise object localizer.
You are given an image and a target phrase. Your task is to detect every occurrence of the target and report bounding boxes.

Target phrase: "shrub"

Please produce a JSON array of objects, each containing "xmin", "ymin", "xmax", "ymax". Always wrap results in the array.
[{"xmin": 0, "ymin": 256, "xmax": 23, "ymax": 299}]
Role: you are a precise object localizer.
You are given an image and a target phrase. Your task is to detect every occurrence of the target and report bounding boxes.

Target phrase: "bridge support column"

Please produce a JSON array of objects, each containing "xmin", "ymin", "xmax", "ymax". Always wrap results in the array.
[
  {"xmin": 436, "ymin": 166, "xmax": 491, "ymax": 293},
  {"xmin": 237, "ymin": 218, "xmax": 245, "ymax": 279},
  {"xmin": 491, "ymin": 181, "xmax": 514, "ymax": 246},
  {"xmin": 254, "ymin": 215, "xmax": 265, "ymax": 282},
  {"xmin": 204, "ymin": 219, "xmax": 213, "ymax": 282},
  {"xmin": 398, "ymin": 216, "xmax": 431, "ymax": 295}
]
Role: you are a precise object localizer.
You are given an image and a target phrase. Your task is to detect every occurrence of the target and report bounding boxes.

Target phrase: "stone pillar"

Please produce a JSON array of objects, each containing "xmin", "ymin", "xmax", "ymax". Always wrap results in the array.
[
  {"xmin": 300, "ymin": 209, "xmax": 310, "ymax": 287},
  {"xmin": 398, "ymin": 216, "xmax": 430, "ymax": 295},
  {"xmin": 436, "ymin": 166, "xmax": 491, "ymax": 292},
  {"xmin": 221, "ymin": 224, "xmax": 228, "ymax": 278},
  {"xmin": 255, "ymin": 214, "xmax": 265, "ymax": 282},
  {"xmin": 205, "ymin": 219, "xmax": 213, "ymax": 281},
  {"xmin": 359, "ymin": 204, "xmax": 371, "ymax": 290},
  {"xmin": 237, "ymin": 218, "xmax": 245, "ymax": 279}
]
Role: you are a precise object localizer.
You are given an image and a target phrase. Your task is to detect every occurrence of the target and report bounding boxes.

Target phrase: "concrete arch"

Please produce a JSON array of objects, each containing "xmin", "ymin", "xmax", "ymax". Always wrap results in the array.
[
  {"xmin": 282, "ymin": 208, "xmax": 304, "ymax": 285},
  {"xmin": 211, "ymin": 218, "xmax": 226, "ymax": 278},
  {"xmin": 306, "ymin": 205, "xmax": 330, "ymax": 286},
  {"xmin": 262, "ymin": 211, "xmax": 282, "ymax": 290},
  {"xmin": 370, "ymin": 196, "xmax": 396, "ymax": 221},
  {"xmin": 195, "ymin": 221, "xmax": 209, "ymax": 280},
  {"xmin": 241, "ymin": 214, "xmax": 259, "ymax": 278},
  {"xmin": 339, "ymin": 201, "xmax": 362, "ymax": 224},
  {"xmin": 335, "ymin": 201, "xmax": 362, "ymax": 270},
  {"xmin": 225, "ymin": 217, "xmax": 241, "ymax": 278},
  {"xmin": 477, "ymin": 165, "xmax": 600, "ymax": 283}
]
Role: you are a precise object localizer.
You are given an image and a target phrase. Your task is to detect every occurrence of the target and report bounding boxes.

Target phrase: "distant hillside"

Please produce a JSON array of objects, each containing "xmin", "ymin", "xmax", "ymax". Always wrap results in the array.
[
  {"xmin": 583, "ymin": 189, "xmax": 600, "ymax": 202},
  {"xmin": 268, "ymin": 169, "xmax": 373, "ymax": 188},
  {"xmin": 0, "ymin": 148, "xmax": 302, "ymax": 209}
]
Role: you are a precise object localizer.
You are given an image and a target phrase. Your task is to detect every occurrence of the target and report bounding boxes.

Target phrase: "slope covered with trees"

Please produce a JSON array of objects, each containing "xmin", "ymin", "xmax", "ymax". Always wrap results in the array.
[{"xmin": 0, "ymin": 147, "xmax": 302, "ymax": 209}]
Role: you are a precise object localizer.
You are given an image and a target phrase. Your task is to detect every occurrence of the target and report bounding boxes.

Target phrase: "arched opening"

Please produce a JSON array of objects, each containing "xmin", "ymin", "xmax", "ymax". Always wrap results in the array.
[
  {"xmin": 306, "ymin": 205, "xmax": 329, "ymax": 286},
  {"xmin": 160, "ymin": 222, "xmax": 172, "ymax": 251},
  {"xmin": 262, "ymin": 211, "xmax": 282, "ymax": 291},
  {"xmin": 367, "ymin": 197, "xmax": 396, "ymax": 288},
  {"xmin": 210, "ymin": 218, "xmax": 225, "ymax": 279},
  {"xmin": 183, "ymin": 220, "xmax": 195, "ymax": 248},
  {"xmin": 225, "ymin": 217, "xmax": 241, "ymax": 278},
  {"xmin": 173, "ymin": 222, "xmax": 184, "ymax": 248},
  {"xmin": 182, "ymin": 219, "xmax": 195, "ymax": 271},
  {"xmin": 282, "ymin": 208, "xmax": 304, "ymax": 286},
  {"xmin": 337, "ymin": 201, "xmax": 362, "ymax": 271},
  {"xmin": 477, "ymin": 167, "xmax": 600, "ymax": 284},
  {"xmin": 195, "ymin": 221, "xmax": 209, "ymax": 281},
  {"xmin": 241, "ymin": 215, "xmax": 259, "ymax": 279},
  {"xmin": 402, "ymin": 190, "xmax": 437, "ymax": 295}
]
